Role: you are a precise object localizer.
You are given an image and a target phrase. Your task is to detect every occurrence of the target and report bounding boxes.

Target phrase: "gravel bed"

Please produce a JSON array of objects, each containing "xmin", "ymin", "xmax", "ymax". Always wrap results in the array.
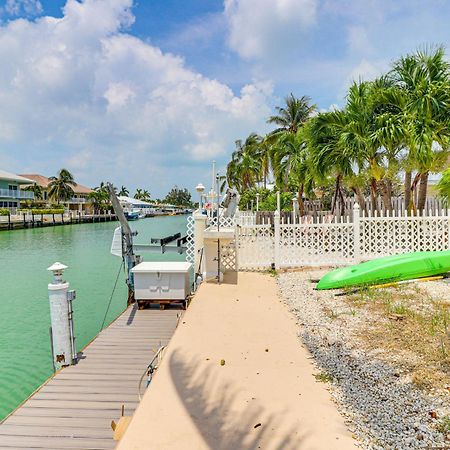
[{"xmin": 278, "ymin": 270, "xmax": 449, "ymax": 450}]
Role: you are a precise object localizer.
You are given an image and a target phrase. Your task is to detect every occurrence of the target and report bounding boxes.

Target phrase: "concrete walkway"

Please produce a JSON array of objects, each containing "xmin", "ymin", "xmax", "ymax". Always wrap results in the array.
[{"xmin": 118, "ymin": 273, "xmax": 358, "ymax": 450}]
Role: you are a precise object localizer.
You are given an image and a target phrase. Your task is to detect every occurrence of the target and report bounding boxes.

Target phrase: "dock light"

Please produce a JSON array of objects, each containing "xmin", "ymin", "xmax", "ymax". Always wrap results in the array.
[
  {"xmin": 196, "ymin": 183, "xmax": 205, "ymax": 210},
  {"xmin": 47, "ymin": 261, "xmax": 68, "ymax": 284}
]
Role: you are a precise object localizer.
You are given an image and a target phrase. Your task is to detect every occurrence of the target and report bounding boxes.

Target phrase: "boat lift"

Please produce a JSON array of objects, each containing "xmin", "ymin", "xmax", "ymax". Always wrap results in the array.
[{"xmin": 107, "ymin": 183, "xmax": 189, "ymax": 304}]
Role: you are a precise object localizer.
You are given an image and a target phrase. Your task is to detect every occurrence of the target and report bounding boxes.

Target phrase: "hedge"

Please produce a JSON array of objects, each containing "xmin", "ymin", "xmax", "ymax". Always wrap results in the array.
[
  {"xmin": 0, "ymin": 208, "xmax": 9, "ymax": 216},
  {"xmin": 17, "ymin": 209, "xmax": 65, "ymax": 215}
]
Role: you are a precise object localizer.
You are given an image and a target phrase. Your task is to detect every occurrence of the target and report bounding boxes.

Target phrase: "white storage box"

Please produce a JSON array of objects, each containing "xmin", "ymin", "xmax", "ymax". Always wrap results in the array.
[{"xmin": 131, "ymin": 262, "xmax": 192, "ymax": 301}]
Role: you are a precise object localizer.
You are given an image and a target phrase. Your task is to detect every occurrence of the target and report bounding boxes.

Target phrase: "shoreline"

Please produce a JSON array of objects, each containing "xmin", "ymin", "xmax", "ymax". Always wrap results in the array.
[{"xmin": 0, "ymin": 212, "xmax": 189, "ymax": 231}]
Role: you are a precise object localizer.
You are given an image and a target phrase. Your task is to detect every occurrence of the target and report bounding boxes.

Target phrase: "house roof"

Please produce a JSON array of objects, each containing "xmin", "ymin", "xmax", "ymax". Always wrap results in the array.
[
  {"xmin": 0, "ymin": 169, "xmax": 35, "ymax": 184},
  {"xmin": 20, "ymin": 174, "xmax": 93, "ymax": 194}
]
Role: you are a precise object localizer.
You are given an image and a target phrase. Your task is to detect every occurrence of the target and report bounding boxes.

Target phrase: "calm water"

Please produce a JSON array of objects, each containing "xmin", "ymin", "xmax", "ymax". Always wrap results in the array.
[{"xmin": 0, "ymin": 215, "xmax": 187, "ymax": 420}]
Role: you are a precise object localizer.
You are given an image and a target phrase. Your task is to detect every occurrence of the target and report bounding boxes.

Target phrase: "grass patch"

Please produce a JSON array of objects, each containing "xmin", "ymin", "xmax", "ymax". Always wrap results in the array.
[
  {"xmin": 436, "ymin": 415, "xmax": 450, "ymax": 434},
  {"xmin": 314, "ymin": 371, "xmax": 333, "ymax": 383},
  {"xmin": 345, "ymin": 285, "xmax": 450, "ymax": 392}
]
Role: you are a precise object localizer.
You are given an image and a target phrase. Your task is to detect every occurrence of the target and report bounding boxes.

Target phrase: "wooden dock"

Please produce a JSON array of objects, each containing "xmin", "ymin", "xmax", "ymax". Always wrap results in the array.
[{"xmin": 0, "ymin": 306, "xmax": 180, "ymax": 449}]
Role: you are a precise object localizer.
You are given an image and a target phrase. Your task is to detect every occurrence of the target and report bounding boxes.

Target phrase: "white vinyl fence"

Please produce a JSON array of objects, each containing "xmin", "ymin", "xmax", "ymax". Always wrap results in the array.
[{"xmin": 236, "ymin": 205, "xmax": 450, "ymax": 270}]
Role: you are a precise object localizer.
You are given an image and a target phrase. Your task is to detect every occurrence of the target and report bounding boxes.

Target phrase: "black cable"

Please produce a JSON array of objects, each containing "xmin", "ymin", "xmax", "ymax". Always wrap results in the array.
[{"xmin": 100, "ymin": 260, "xmax": 124, "ymax": 332}]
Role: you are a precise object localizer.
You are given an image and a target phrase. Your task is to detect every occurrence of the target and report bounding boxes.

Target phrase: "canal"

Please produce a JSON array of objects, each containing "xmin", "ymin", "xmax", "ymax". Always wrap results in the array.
[{"xmin": 0, "ymin": 215, "xmax": 187, "ymax": 421}]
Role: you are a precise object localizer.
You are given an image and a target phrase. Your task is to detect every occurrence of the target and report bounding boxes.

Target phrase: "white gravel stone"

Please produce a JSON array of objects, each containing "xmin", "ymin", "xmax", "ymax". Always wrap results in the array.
[{"xmin": 277, "ymin": 270, "xmax": 449, "ymax": 450}]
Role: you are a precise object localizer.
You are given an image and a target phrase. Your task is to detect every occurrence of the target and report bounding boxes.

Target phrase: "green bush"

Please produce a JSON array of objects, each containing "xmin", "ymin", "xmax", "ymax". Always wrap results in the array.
[
  {"xmin": 31, "ymin": 209, "xmax": 64, "ymax": 215},
  {"xmin": 0, "ymin": 208, "xmax": 10, "ymax": 216}
]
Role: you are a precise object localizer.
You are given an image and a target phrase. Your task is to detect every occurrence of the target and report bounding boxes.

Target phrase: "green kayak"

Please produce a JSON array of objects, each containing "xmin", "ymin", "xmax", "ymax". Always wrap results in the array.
[{"xmin": 316, "ymin": 250, "xmax": 450, "ymax": 290}]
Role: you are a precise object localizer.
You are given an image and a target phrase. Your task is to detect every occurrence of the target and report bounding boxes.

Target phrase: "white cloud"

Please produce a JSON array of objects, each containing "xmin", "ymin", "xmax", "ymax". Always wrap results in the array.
[
  {"xmin": 224, "ymin": 0, "xmax": 317, "ymax": 60},
  {"xmin": 0, "ymin": 0, "xmax": 272, "ymax": 194},
  {"xmin": 5, "ymin": 0, "xmax": 43, "ymax": 16}
]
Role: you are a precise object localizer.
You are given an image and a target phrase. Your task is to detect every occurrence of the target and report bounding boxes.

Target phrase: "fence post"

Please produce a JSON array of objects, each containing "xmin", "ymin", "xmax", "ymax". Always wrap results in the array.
[
  {"xmin": 448, "ymin": 208, "xmax": 450, "ymax": 250},
  {"xmin": 193, "ymin": 211, "xmax": 207, "ymax": 280},
  {"xmin": 274, "ymin": 210, "xmax": 280, "ymax": 270},
  {"xmin": 353, "ymin": 203, "xmax": 361, "ymax": 263}
]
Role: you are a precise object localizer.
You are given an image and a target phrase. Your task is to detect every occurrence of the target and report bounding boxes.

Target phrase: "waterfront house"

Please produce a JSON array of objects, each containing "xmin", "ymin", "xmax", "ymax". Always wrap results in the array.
[
  {"xmin": 0, "ymin": 169, "xmax": 35, "ymax": 211},
  {"xmin": 20, "ymin": 174, "xmax": 94, "ymax": 213}
]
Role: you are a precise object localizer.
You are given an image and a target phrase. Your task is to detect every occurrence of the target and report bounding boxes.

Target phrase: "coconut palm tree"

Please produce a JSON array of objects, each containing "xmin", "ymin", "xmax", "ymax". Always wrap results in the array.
[
  {"xmin": 307, "ymin": 111, "xmax": 367, "ymax": 215},
  {"xmin": 389, "ymin": 46, "xmax": 450, "ymax": 210},
  {"xmin": 88, "ymin": 189, "xmax": 109, "ymax": 213},
  {"xmin": 268, "ymin": 94, "xmax": 316, "ymax": 135},
  {"xmin": 437, "ymin": 168, "xmax": 450, "ymax": 201},
  {"xmin": 141, "ymin": 190, "xmax": 151, "ymax": 202},
  {"xmin": 119, "ymin": 185, "xmax": 129, "ymax": 196},
  {"xmin": 24, "ymin": 184, "xmax": 43, "ymax": 200},
  {"xmin": 267, "ymin": 94, "xmax": 317, "ymax": 191},
  {"xmin": 226, "ymin": 134, "xmax": 261, "ymax": 192},
  {"xmin": 48, "ymin": 169, "xmax": 77, "ymax": 203},
  {"xmin": 271, "ymin": 130, "xmax": 315, "ymax": 214}
]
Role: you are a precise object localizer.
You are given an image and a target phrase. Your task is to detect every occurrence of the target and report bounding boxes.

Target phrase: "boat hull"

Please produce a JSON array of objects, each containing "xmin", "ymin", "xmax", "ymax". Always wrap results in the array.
[
  {"xmin": 316, "ymin": 250, "xmax": 450, "ymax": 290},
  {"xmin": 125, "ymin": 211, "xmax": 139, "ymax": 221}
]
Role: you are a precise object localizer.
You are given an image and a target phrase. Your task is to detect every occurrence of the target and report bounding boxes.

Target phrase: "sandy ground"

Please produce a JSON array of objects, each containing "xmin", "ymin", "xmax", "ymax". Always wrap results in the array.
[
  {"xmin": 117, "ymin": 272, "xmax": 358, "ymax": 450},
  {"xmin": 277, "ymin": 269, "xmax": 450, "ymax": 450}
]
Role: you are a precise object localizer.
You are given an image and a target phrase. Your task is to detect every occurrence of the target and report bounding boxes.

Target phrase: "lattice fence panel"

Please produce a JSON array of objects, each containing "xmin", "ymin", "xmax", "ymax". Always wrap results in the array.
[
  {"xmin": 279, "ymin": 223, "xmax": 355, "ymax": 267},
  {"xmin": 185, "ymin": 215, "xmax": 195, "ymax": 264},
  {"xmin": 221, "ymin": 241, "xmax": 237, "ymax": 271},
  {"xmin": 360, "ymin": 215, "xmax": 450, "ymax": 259},
  {"xmin": 236, "ymin": 225, "xmax": 274, "ymax": 270},
  {"xmin": 208, "ymin": 216, "xmax": 236, "ymax": 228}
]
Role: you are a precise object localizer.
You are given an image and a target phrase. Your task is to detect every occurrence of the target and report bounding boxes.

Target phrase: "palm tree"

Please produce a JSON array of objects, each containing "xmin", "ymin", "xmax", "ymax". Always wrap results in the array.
[
  {"xmin": 226, "ymin": 134, "xmax": 261, "ymax": 192},
  {"xmin": 272, "ymin": 130, "xmax": 314, "ymax": 214},
  {"xmin": 24, "ymin": 184, "xmax": 43, "ymax": 200},
  {"xmin": 307, "ymin": 112, "xmax": 366, "ymax": 215},
  {"xmin": 267, "ymin": 94, "xmax": 316, "ymax": 190},
  {"xmin": 48, "ymin": 169, "xmax": 77, "ymax": 203},
  {"xmin": 437, "ymin": 168, "xmax": 450, "ymax": 201},
  {"xmin": 389, "ymin": 46, "xmax": 450, "ymax": 210},
  {"xmin": 268, "ymin": 94, "xmax": 316, "ymax": 134},
  {"xmin": 88, "ymin": 189, "xmax": 109, "ymax": 213},
  {"xmin": 118, "ymin": 185, "xmax": 129, "ymax": 196},
  {"xmin": 142, "ymin": 190, "xmax": 151, "ymax": 202},
  {"xmin": 134, "ymin": 188, "xmax": 151, "ymax": 201}
]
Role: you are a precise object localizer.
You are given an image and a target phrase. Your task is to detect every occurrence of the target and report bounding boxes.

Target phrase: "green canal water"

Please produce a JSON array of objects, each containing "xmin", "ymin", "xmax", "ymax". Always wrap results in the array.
[{"xmin": 0, "ymin": 216, "xmax": 187, "ymax": 421}]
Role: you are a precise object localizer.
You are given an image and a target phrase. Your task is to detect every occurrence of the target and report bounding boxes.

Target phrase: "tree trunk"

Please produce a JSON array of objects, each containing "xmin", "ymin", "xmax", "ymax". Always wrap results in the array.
[
  {"xmin": 404, "ymin": 171, "xmax": 411, "ymax": 211},
  {"xmin": 351, "ymin": 187, "xmax": 367, "ymax": 215},
  {"xmin": 370, "ymin": 178, "xmax": 378, "ymax": 213},
  {"xmin": 380, "ymin": 179, "xmax": 393, "ymax": 212},
  {"xmin": 417, "ymin": 171, "xmax": 429, "ymax": 212},
  {"xmin": 331, "ymin": 175, "xmax": 341, "ymax": 215},
  {"xmin": 410, "ymin": 172, "xmax": 421, "ymax": 212},
  {"xmin": 297, "ymin": 184, "xmax": 304, "ymax": 216}
]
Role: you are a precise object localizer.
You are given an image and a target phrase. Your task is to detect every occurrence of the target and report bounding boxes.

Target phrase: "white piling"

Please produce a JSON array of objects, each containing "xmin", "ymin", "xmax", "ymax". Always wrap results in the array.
[{"xmin": 47, "ymin": 262, "xmax": 76, "ymax": 370}]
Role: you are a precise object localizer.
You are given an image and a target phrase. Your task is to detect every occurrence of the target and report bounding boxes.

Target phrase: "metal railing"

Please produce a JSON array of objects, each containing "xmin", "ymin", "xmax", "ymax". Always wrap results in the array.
[
  {"xmin": 68, "ymin": 197, "xmax": 87, "ymax": 203},
  {"xmin": 0, "ymin": 188, "xmax": 34, "ymax": 199}
]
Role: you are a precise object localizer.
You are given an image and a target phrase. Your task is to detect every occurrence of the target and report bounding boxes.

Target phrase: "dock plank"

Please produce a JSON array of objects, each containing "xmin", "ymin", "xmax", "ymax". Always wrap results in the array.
[{"xmin": 0, "ymin": 307, "xmax": 179, "ymax": 449}]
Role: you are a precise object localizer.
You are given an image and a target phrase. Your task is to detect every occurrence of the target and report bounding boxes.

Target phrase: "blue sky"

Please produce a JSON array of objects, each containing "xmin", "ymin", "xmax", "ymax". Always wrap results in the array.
[{"xmin": 0, "ymin": 0, "xmax": 449, "ymax": 197}]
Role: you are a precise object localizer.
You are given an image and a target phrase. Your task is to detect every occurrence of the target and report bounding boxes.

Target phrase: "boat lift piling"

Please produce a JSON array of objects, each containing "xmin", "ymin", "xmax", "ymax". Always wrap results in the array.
[{"xmin": 47, "ymin": 262, "xmax": 77, "ymax": 370}]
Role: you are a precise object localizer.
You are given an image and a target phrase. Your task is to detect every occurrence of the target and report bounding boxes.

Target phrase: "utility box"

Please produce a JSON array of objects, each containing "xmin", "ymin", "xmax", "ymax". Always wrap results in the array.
[{"xmin": 131, "ymin": 262, "xmax": 192, "ymax": 307}]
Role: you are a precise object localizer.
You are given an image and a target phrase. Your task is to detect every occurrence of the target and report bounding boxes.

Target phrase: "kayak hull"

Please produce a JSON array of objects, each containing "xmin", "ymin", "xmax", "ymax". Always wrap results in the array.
[{"xmin": 316, "ymin": 250, "xmax": 450, "ymax": 290}]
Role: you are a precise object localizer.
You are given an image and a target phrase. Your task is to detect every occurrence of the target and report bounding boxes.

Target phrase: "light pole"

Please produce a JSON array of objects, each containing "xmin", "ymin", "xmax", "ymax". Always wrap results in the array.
[
  {"xmin": 256, "ymin": 193, "xmax": 260, "ymax": 212},
  {"xmin": 196, "ymin": 183, "xmax": 205, "ymax": 211}
]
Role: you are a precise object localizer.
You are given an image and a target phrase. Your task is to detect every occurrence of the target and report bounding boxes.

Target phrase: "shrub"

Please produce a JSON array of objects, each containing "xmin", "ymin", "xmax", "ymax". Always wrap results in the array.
[
  {"xmin": 0, "ymin": 208, "xmax": 10, "ymax": 216},
  {"xmin": 30, "ymin": 209, "xmax": 64, "ymax": 215}
]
